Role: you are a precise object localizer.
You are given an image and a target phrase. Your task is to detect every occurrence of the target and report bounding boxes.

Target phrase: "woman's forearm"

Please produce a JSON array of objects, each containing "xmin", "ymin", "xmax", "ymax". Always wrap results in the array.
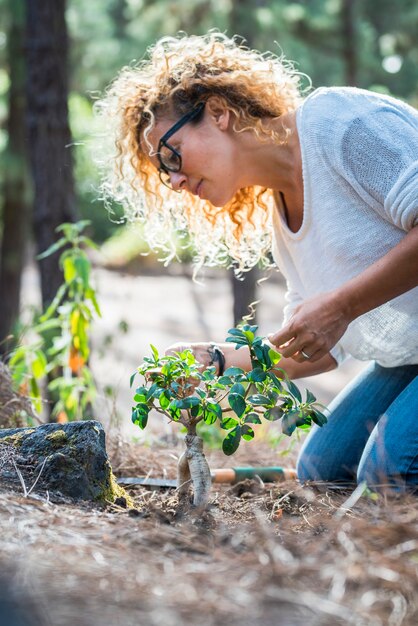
[
  {"xmin": 269, "ymin": 224, "xmax": 418, "ymax": 363},
  {"xmin": 218, "ymin": 342, "xmax": 337, "ymax": 379},
  {"xmin": 338, "ymin": 224, "xmax": 418, "ymax": 322}
]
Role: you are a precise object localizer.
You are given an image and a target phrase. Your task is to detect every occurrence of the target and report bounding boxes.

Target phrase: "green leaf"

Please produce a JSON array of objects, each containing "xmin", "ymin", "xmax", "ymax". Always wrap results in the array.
[
  {"xmin": 230, "ymin": 382, "xmax": 245, "ymax": 396},
  {"xmin": 281, "ymin": 412, "xmax": 298, "ymax": 436},
  {"xmin": 63, "ymin": 256, "xmax": 77, "ymax": 283},
  {"xmin": 40, "ymin": 283, "xmax": 67, "ymax": 321},
  {"xmin": 73, "ymin": 256, "xmax": 90, "ymax": 290},
  {"xmin": 248, "ymin": 393, "xmax": 270, "ymax": 406},
  {"xmin": 85, "ymin": 288, "xmax": 102, "ymax": 317},
  {"xmin": 264, "ymin": 406, "xmax": 285, "ymax": 422},
  {"xmin": 206, "ymin": 402, "xmax": 222, "ymax": 419},
  {"xmin": 225, "ymin": 336, "xmax": 248, "ymax": 346},
  {"xmin": 223, "ymin": 367, "xmax": 245, "ymax": 377},
  {"xmin": 266, "ymin": 371, "xmax": 284, "ymax": 390},
  {"xmin": 159, "ymin": 391, "xmax": 171, "ymax": 409},
  {"xmin": 168, "ymin": 406, "xmax": 182, "ymax": 421},
  {"xmin": 222, "ymin": 425, "xmax": 242, "ymax": 455},
  {"xmin": 281, "ymin": 409, "xmax": 306, "ymax": 436},
  {"xmin": 203, "ymin": 402, "xmax": 222, "ymax": 425},
  {"xmin": 311, "ymin": 409, "xmax": 328, "ymax": 427},
  {"xmin": 306, "ymin": 389, "xmax": 317, "ymax": 404},
  {"xmin": 221, "ymin": 416, "xmax": 239, "ymax": 430},
  {"xmin": 31, "ymin": 350, "xmax": 47, "ymax": 379},
  {"xmin": 190, "ymin": 404, "xmax": 202, "ymax": 418},
  {"xmin": 253, "ymin": 344, "xmax": 272, "ymax": 369},
  {"xmin": 228, "ymin": 393, "xmax": 246, "ymax": 417},
  {"xmin": 286, "ymin": 380, "xmax": 302, "ymax": 403},
  {"xmin": 36, "ymin": 237, "xmax": 67, "ymax": 260},
  {"xmin": 129, "ymin": 372, "xmax": 137, "ymax": 388},
  {"xmin": 203, "ymin": 411, "xmax": 218, "ymax": 425},
  {"xmin": 245, "ymin": 413, "xmax": 262, "ymax": 425},
  {"xmin": 132, "ymin": 404, "xmax": 149, "ymax": 429},
  {"xmin": 268, "ymin": 348, "xmax": 282, "ymax": 365},
  {"xmin": 217, "ymin": 375, "xmax": 232, "ymax": 386},
  {"xmin": 241, "ymin": 424, "xmax": 255, "ymax": 441},
  {"xmin": 241, "ymin": 324, "xmax": 258, "ymax": 334},
  {"xmin": 174, "ymin": 396, "xmax": 201, "ymax": 409},
  {"xmin": 247, "ymin": 368, "xmax": 267, "ymax": 383},
  {"xmin": 150, "ymin": 344, "xmax": 159, "ymax": 361},
  {"xmin": 242, "ymin": 329, "xmax": 255, "ymax": 343},
  {"xmin": 226, "ymin": 328, "xmax": 245, "ymax": 338}
]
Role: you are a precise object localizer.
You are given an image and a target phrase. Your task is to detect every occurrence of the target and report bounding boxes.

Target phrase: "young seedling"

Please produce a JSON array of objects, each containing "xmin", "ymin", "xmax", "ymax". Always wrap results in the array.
[{"xmin": 131, "ymin": 325, "xmax": 327, "ymax": 510}]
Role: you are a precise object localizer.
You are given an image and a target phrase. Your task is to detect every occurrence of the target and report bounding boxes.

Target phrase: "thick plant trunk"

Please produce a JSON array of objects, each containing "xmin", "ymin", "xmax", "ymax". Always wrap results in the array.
[
  {"xmin": 25, "ymin": 0, "xmax": 77, "ymax": 308},
  {"xmin": 177, "ymin": 434, "xmax": 212, "ymax": 509},
  {"xmin": 0, "ymin": 0, "xmax": 30, "ymax": 355}
]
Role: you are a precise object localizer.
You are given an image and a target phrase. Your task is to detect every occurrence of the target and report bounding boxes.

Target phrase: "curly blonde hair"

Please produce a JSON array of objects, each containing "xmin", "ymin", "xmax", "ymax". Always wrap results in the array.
[{"xmin": 95, "ymin": 31, "xmax": 307, "ymax": 271}]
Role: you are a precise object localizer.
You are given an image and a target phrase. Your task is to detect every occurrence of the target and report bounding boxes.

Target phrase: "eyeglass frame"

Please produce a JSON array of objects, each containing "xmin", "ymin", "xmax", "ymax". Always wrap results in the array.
[{"xmin": 157, "ymin": 102, "xmax": 205, "ymax": 187}]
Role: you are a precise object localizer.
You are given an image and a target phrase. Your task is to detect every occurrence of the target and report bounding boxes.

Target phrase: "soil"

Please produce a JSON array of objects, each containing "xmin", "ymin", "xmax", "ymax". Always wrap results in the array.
[
  {"xmin": 1, "ymin": 436, "xmax": 418, "ymax": 626},
  {"xmin": 12, "ymin": 261, "xmax": 416, "ymax": 625}
]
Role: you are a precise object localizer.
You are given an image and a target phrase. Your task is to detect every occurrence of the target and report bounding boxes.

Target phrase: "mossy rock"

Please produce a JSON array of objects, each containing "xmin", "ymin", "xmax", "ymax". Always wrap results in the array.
[{"xmin": 0, "ymin": 421, "xmax": 131, "ymax": 505}]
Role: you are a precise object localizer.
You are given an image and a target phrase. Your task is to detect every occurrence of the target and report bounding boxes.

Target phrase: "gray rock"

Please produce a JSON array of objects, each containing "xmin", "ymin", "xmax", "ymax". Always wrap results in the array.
[{"xmin": 0, "ymin": 421, "xmax": 121, "ymax": 502}]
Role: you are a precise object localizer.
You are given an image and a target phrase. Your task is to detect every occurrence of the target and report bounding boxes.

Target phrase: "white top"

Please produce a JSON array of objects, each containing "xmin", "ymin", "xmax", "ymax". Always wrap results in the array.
[{"xmin": 271, "ymin": 86, "xmax": 418, "ymax": 367}]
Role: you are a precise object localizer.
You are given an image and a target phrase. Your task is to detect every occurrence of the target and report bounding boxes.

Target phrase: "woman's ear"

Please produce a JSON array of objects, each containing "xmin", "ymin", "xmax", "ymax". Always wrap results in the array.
[{"xmin": 205, "ymin": 96, "xmax": 231, "ymax": 131}]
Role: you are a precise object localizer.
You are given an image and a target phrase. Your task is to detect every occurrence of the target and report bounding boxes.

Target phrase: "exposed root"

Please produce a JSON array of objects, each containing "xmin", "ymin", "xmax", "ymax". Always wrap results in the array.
[{"xmin": 177, "ymin": 435, "xmax": 212, "ymax": 510}]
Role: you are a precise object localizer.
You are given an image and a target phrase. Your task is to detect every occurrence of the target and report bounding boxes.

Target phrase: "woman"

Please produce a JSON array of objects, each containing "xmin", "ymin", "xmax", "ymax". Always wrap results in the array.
[{"xmin": 98, "ymin": 32, "xmax": 418, "ymax": 491}]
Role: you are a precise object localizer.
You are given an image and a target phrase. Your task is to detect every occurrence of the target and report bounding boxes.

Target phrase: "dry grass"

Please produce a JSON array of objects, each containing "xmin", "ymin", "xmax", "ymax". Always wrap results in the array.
[{"xmin": 0, "ymin": 436, "xmax": 418, "ymax": 626}]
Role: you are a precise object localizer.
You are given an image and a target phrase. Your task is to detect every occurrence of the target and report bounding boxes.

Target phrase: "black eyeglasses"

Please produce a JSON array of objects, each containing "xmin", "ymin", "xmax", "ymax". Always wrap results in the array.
[{"xmin": 157, "ymin": 102, "xmax": 205, "ymax": 189}]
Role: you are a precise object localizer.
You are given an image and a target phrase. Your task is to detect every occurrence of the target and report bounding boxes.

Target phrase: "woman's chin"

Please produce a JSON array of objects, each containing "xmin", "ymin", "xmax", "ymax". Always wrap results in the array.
[{"xmin": 202, "ymin": 187, "xmax": 236, "ymax": 208}]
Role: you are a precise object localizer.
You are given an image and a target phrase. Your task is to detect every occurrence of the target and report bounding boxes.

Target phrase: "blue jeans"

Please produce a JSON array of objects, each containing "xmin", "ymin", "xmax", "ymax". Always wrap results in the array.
[{"xmin": 297, "ymin": 362, "xmax": 418, "ymax": 491}]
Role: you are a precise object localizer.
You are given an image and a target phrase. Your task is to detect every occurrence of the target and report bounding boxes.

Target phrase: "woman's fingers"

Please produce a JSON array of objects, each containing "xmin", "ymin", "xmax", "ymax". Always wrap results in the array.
[{"xmin": 269, "ymin": 291, "xmax": 350, "ymax": 363}]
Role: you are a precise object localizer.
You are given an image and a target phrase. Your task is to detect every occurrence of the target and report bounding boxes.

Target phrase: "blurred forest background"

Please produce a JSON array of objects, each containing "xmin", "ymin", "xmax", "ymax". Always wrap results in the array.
[{"xmin": 0, "ymin": 0, "xmax": 417, "ymax": 425}]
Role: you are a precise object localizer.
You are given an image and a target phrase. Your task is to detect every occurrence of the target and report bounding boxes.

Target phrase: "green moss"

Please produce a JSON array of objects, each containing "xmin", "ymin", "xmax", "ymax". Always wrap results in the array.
[
  {"xmin": 45, "ymin": 430, "xmax": 68, "ymax": 445},
  {"xmin": 95, "ymin": 461, "xmax": 134, "ymax": 508},
  {"xmin": 0, "ymin": 429, "xmax": 35, "ymax": 447}
]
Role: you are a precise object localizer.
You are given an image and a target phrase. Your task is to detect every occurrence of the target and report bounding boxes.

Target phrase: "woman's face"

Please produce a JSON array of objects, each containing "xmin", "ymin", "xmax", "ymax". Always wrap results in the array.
[{"xmin": 146, "ymin": 100, "xmax": 242, "ymax": 207}]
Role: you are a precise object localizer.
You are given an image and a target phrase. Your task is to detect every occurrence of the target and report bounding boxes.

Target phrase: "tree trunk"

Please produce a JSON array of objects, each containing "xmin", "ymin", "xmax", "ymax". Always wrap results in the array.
[
  {"xmin": 25, "ymin": 0, "xmax": 77, "ymax": 309},
  {"xmin": 0, "ymin": 0, "xmax": 31, "ymax": 355},
  {"xmin": 341, "ymin": 0, "xmax": 357, "ymax": 86},
  {"xmin": 230, "ymin": 267, "xmax": 259, "ymax": 326},
  {"xmin": 228, "ymin": 0, "xmax": 259, "ymax": 326}
]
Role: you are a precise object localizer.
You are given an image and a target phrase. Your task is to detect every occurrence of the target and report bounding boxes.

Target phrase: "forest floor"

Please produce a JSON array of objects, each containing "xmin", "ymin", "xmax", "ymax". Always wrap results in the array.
[
  {"xmin": 1, "ymin": 435, "xmax": 418, "ymax": 626},
  {"xmin": 9, "ymin": 259, "xmax": 416, "ymax": 625}
]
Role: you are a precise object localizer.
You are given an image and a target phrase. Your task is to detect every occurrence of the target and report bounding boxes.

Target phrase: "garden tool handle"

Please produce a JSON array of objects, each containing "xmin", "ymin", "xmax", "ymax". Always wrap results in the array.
[{"xmin": 210, "ymin": 466, "xmax": 297, "ymax": 484}]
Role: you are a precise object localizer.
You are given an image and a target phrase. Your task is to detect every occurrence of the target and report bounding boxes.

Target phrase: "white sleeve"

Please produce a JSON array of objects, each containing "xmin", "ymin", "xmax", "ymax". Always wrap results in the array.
[{"xmin": 335, "ymin": 107, "xmax": 418, "ymax": 231}]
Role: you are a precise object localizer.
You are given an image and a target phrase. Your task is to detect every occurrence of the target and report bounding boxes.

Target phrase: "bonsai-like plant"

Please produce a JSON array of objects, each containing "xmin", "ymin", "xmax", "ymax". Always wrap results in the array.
[{"xmin": 131, "ymin": 325, "xmax": 327, "ymax": 509}]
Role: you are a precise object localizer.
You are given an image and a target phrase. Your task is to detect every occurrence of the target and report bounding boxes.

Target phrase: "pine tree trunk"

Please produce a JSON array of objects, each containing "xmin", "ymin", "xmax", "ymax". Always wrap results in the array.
[
  {"xmin": 25, "ymin": 0, "xmax": 77, "ymax": 308},
  {"xmin": 342, "ymin": 0, "xmax": 357, "ymax": 86},
  {"xmin": 0, "ymin": 0, "xmax": 30, "ymax": 355},
  {"xmin": 228, "ymin": 1, "xmax": 259, "ymax": 325}
]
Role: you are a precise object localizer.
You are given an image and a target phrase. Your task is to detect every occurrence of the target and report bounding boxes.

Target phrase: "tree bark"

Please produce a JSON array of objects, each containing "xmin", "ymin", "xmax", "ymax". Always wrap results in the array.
[
  {"xmin": 228, "ymin": 0, "xmax": 259, "ymax": 326},
  {"xmin": 341, "ymin": 0, "xmax": 357, "ymax": 86},
  {"xmin": 0, "ymin": 0, "xmax": 31, "ymax": 355},
  {"xmin": 25, "ymin": 0, "xmax": 77, "ymax": 308}
]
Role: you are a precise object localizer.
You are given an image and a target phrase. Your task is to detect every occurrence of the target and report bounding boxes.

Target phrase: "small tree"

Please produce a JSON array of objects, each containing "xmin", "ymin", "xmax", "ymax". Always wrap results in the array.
[{"xmin": 132, "ymin": 325, "xmax": 327, "ymax": 510}]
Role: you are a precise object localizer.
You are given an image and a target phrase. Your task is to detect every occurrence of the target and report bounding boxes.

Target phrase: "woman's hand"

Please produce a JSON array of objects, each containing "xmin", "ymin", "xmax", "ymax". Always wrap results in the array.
[{"xmin": 268, "ymin": 291, "xmax": 351, "ymax": 363}]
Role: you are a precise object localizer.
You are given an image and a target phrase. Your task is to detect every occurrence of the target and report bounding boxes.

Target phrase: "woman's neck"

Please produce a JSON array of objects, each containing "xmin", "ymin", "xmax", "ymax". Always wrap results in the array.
[{"xmin": 236, "ymin": 111, "xmax": 302, "ymax": 195}]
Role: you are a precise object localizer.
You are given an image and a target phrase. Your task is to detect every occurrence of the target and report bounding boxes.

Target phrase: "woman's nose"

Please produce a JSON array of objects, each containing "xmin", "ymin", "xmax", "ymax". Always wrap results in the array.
[{"xmin": 169, "ymin": 171, "xmax": 187, "ymax": 192}]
